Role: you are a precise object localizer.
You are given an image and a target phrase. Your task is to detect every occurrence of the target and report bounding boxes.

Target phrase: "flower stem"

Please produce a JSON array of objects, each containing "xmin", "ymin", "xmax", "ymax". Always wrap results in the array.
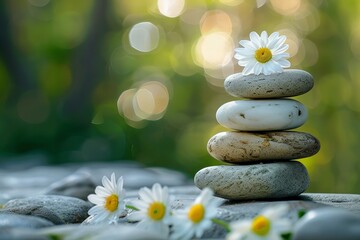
[
  {"xmin": 126, "ymin": 205, "xmax": 139, "ymax": 211},
  {"xmin": 211, "ymin": 218, "xmax": 230, "ymax": 232}
]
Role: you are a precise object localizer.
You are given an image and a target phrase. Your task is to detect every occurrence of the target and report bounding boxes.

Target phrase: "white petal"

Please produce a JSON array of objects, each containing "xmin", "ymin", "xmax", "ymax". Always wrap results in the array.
[
  {"xmin": 88, "ymin": 194, "xmax": 105, "ymax": 205},
  {"xmin": 117, "ymin": 176, "xmax": 123, "ymax": 190},
  {"xmin": 152, "ymin": 183, "xmax": 163, "ymax": 202},
  {"xmin": 273, "ymin": 44, "xmax": 289, "ymax": 54},
  {"xmin": 254, "ymin": 63, "xmax": 262, "ymax": 75},
  {"xmin": 266, "ymin": 60, "xmax": 283, "ymax": 74},
  {"xmin": 139, "ymin": 187, "xmax": 155, "ymax": 203},
  {"xmin": 230, "ymin": 220, "xmax": 252, "ymax": 232},
  {"xmin": 275, "ymin": 35, "xmax": 287, "ymax": 49},
  {"xmin": 110, "ymin": 173, "xmax": 117, "ymax": 187},
  {"xmin": 102, "ymin": 175, "xmax": 115, "ymax": 193},
  {"xmin": 132, "ymin": 199, "xmax": 149, "ymax": 211},
  {"xmin": 138, "ymin": 221, "xmax": 169, "ymax": 238},
  {"xmin": 88, "ymin": 205, "xmax": 104, "ymax": 215},
  {"xmin": 162, "ymin": 186, "xmax": 169, "ymax": 203},
  {"xmin": 195, "ymin": 219, "xmax": 211, "ymax": 237},
  {"xmin": 127, "ymin": 211, "xmax": 146, "ymax": 222},
  {"xmin": 93, "ymin": 211, "xmax": 110, "ymax": 223},
  {"xmin": 95, "ymin": 186, "xmax": 111, "ymax": 197},
  {"xmin": 272, "ymin": 52, "xmax": 289, "ymax": 61},
  {"xmin": 260, "ymin": 31, "xmax": 268, "ymax": 46},
  {"xmin": 263, "ymin": 204, "xmax": 289, "ymax": 219},
  {"xmin": 267, "ymin": 32, "xmax": 279, "ymax": 46},
  {"xmin": 196, "ymin": 188, "xmax": 213, "ymax": 204},
  {"xmin": 277, "ymin": 59, "xmax": 291, "ymax": 68},
  {"xmin": 171, "ymin": 223, "xmax": 194, "ymax": 240},
  {"xmin": 239, "ymin": 40, "xmax": 257, "ymax": 51},
  {"xmin": 273, "ymin": 219, "xmax": 292, "ymax": 233},
  {"xmin": 267, "ymin": 35, "xmax": 285, "ymax": 50},
  {"xmin": 249, "ymin": 32, "xmax": 262, "ymax": 48},
  {"xmin": 237, "ymin": 58, "xmax": 251, "ymax": 66},
  {"xmin": 234, "ymin": 48, "xmax": 255, "ymax": 58},
  {"xmin": 242, "ymin": 60, "xmax": 257, "ymax": 75}
]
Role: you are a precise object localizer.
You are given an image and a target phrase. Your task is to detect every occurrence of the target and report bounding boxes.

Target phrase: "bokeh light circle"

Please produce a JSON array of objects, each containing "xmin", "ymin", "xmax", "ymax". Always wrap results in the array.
[{"xmin": 129, "ymin": 22, "xmax": 160, "ymax": 52}]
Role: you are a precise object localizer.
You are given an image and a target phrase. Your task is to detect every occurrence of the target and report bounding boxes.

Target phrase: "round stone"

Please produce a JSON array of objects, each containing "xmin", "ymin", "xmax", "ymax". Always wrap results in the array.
[
  {"xmin": 293, "ymin": 208, "xmax": 360, "ymax": 240},
  {"xmin": 216, "ymin": 99, "xmax": 307, "ymax": 131},
  {"xmin": 224, "ymin": 69, "xmax": 314, "ymax": 98},
  {"xmin": 207, "ymin": 131, "xmax": 320, "ymax": 164},
  {"xmin": 194, "ymin": 162, "xmax": 309, "ymax": 200},
  {"xmin": 3, "ymin": 195, "xmax": 92, "ymax": 224}
]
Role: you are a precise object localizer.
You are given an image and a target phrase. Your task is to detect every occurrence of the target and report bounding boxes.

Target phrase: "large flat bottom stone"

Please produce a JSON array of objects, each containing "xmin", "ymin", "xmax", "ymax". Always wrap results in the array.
[{"xmin": 194, "ymin": 162, "xmax": 309, "ymax": 200}]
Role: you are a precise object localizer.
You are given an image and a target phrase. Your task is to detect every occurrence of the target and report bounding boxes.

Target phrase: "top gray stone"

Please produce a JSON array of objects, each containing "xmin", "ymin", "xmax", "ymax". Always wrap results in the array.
[{"xmin": 224, "ymin": 69, "xmax": 314, "ymax": 98}]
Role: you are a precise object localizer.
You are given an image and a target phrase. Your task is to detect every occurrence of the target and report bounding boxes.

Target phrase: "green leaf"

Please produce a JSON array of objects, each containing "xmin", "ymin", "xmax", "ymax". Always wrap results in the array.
[
  {"xmin": 126, "ymin": 205, "xmax": 140, "ymax": 211},
  {"xmin": 211, "ymin": 218, "xmax": 230, "ymax": 233},
  {"xmin": 298, "ymin": 209, "xmax": 307, "ymax": 219},
  {"xmin": 281, "ymin": 232, "xmax": 292, "ymax": 240}
]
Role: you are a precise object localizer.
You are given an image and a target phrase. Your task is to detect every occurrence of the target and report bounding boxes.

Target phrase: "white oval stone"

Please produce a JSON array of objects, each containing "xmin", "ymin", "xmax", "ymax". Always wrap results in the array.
[
  {"xmin": 216, "ymin": 99, "xmax": 307, "ymax": 131},
  {"xmin": 194, "ymin": 161, "xmax": 309, "ymax": 200},
  {"xmin": 224, "ymin": 69, "xmax": 314, "ymax": 98}
]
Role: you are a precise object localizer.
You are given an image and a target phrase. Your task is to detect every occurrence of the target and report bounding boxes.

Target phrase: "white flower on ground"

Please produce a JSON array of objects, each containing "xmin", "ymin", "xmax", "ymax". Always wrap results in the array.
[
  {"xmin": 127, "ymin": 183, "xmax": 171, "ymax": 238},
  {"xmin": 234, "ymin": 31, "xmax": 290, "ymax": 75},
  {"xmin": 171, "ymin": 188, "xmax": 224, "ymax": 240},
  {"xmin": 86, "ymin": 173, "xmax": 126, "ymax": 224},
  {"xmin": 226, "ymin": 204, "xmax": 292, "ymax": 240}
]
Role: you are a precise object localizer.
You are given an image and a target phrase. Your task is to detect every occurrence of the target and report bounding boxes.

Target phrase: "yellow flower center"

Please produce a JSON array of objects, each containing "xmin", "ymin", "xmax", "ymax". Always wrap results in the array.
[
  {"xmin": 148, "ymin": 202, "xmax": 166, "ymax": 221},
  {"xmin": 188, "ymin": 204, "xmax": 205, "ymax": 223},
  {"xmin": 255, "ymin": 47, "xmax": 272, "ymax": 63},
  {"xmin": 105, "ymin": 194, "xmax": 119, "ymax": 212},
  {"xmin": 251, "ymin": 215, "xmax": 271, "ymax": 236}
]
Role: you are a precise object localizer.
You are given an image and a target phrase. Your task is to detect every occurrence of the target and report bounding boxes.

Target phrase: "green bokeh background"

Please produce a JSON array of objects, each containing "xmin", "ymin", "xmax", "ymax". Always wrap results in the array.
[{"xmin": 0, "ymin": 0, "xmax": 359, "ymax": 194}]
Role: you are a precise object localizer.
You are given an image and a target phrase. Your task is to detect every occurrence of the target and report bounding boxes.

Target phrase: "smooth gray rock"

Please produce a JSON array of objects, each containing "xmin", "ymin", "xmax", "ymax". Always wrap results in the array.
[
  {"xmin": 44, "ymin": 170, "xmax": 96, "ymax": 200},
  {"xmin": 194, "ymin": 162, "xmax": 309, "ymax": 200},
  {"xmin": 299, "ymin": 193, "xmax": 360, "ymax": 214},
  {"xmin": 293, "ymin": 208, "xmax": 360, "ymax": 240},
  {"xmin": 207, "ymin": 131, "xmax": 320, "ymax": 163},
  {"xmin": 39, "ymin": 224, "xmax": 167, "ymax": 240},
  {"xmin": 0, "ymin": 213, "xmax": 54, "ymax": 229},
  {"xmin": 2, "ymin": 195, "xmax": 92, "ymax": 224},
  {"xmin": 0, "ymin": 228, "xmax": 47, "ymax": 240},
  {"xmin": 224, "ymin": 69, "xmax": 314, "ymax": 98}
]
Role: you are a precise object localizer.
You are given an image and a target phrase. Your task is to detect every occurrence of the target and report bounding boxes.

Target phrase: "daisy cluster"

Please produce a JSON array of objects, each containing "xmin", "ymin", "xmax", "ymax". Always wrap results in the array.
[{"xmin": 85, "ymin": 173, "xmax": 301, "ymax": 240}]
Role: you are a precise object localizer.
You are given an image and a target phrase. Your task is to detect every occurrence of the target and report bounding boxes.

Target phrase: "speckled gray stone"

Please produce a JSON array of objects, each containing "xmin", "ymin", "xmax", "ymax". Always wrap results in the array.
[
  {"xmin": 2, "ymin": 195, "xmax": 92, "ymax": 224},
  {"xmin": 0, "ymin": 213, "xmax": 54, "ymax": 229},
  {"xmin": 44, "ymin": 170, "xmax": 96, "ymax": 200},
  {"xmin": 224, "ymin": 69, "xmax": 314, "ymax": 98},
  {"xmin": 207, "ymin": 131, "xmax": 320, "ymax": 164},
  {"xmin": 194, "ymin": 162, "xmax": 309, "ymax": 200},
  {"xmin": 293, "ymin": 208, "xmax": 360, "ymax": 240}
]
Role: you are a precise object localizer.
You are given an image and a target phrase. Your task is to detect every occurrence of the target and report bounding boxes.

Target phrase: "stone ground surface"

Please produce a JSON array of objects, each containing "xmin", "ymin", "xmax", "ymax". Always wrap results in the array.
[{"xmin": 0, "ymin": 157, "xmax": 359, "ymax": 239}]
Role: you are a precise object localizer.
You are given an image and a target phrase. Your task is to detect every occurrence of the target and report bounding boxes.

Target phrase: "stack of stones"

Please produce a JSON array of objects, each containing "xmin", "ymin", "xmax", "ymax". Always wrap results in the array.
[{"xmin": 194, "ymin": 70, "xmax": 320, "ymax": 200}]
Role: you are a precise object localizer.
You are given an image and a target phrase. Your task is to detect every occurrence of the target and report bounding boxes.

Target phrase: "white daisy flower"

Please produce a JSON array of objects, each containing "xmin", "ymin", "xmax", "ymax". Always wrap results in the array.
[
  {"xmin": 226, "ymin": 204, "xmax": 292, "ymax": 240},
  {"xmin": 171, "ymin": 188, "xmax": 224, "ymax": 240},
  {"xmin": 234, "ymin": 31, "xmax": 291, "ymax": 75},
  {"xmin": 127, "ymin": 183, "xmax": 171, "ymax": 238},
  {"xmin": 86, "ymin": 173, "xmax": 126, "ymax": 224}
]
